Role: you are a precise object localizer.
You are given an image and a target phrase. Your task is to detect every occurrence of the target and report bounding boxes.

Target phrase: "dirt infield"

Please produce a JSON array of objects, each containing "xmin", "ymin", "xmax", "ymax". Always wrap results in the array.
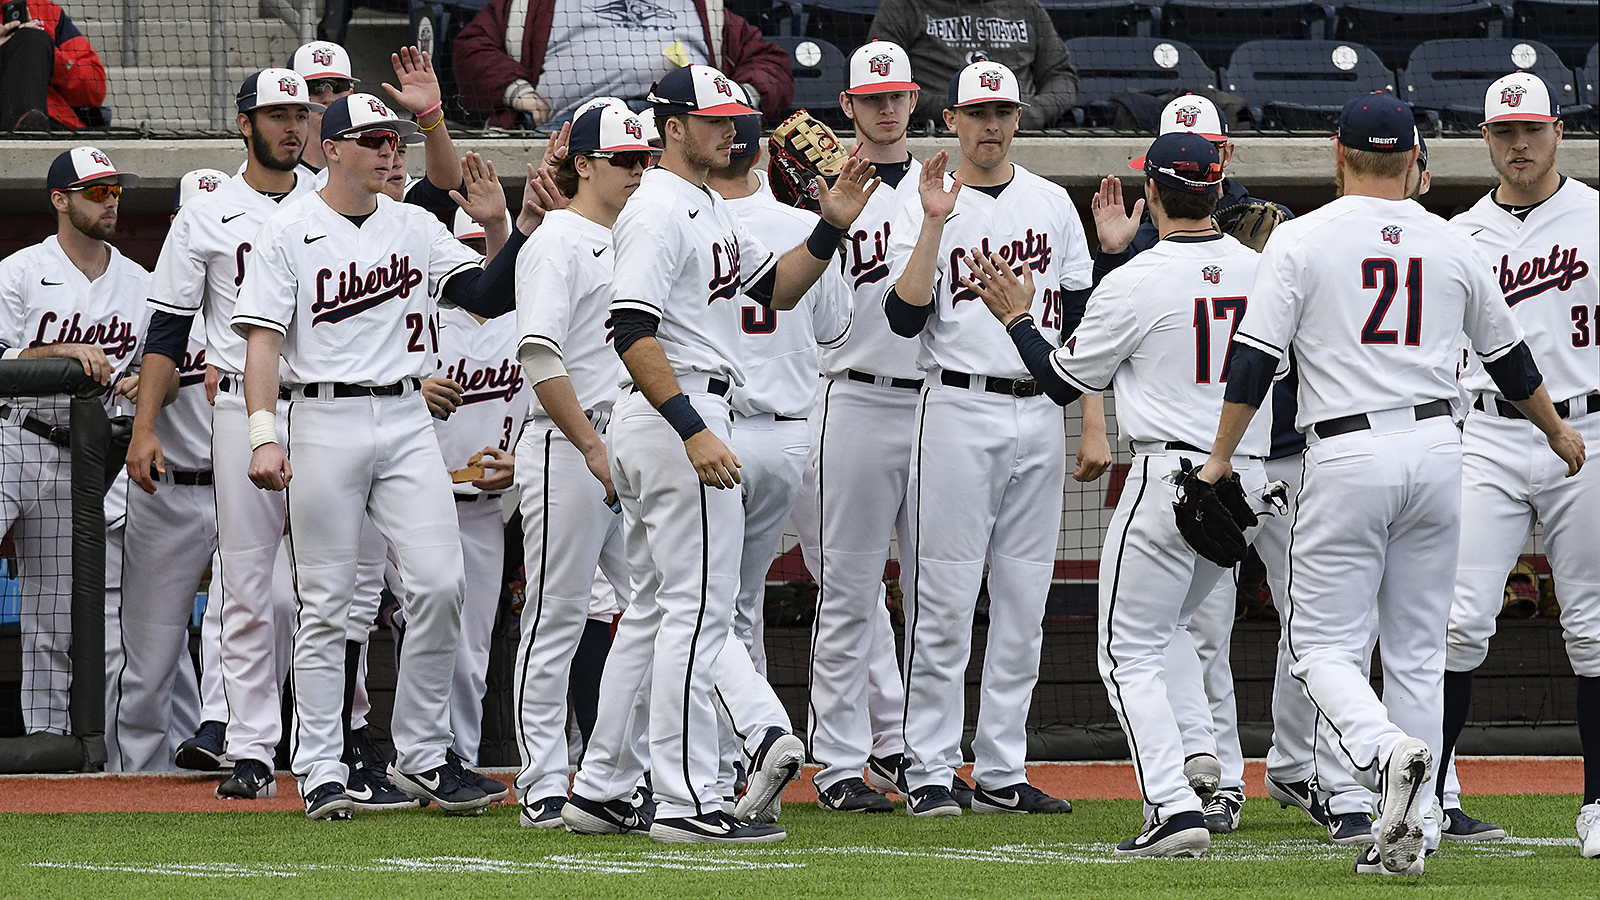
[{"xmin": 0, "ymin": 757, "xmax": 1581, "ymax": 814}]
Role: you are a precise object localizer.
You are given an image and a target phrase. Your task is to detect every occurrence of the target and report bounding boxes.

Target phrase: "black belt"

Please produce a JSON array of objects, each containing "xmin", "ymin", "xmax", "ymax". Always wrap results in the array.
[
  {"xmin": 281, "ymin": 378, "xmax": 418, "ymax": 400},
  {"xmin": 454, "ymin": 492, "xmax": 501, "ymax": 503},
  {"xmin": 630, "ymin": 377, "xmax": 729, "ymax": 397},
  {"xmin": 0, "ymin": 403, "xmax": 70, "ymax": 448},
  {"xmin": 775, "ymin": 415, "xmax": 806, "ymax": 422},
  {"xmin": 941, "ymin": 369, "xmax": 1040, "ymax": 398},
  {"xmin": 1311, "ymin": 399, "xmax": 1452, "ymax": 440},
  {"xmin": 1165, "ymin": 441, "xmax": 1205, "ymax": 453},
  {"xmin": 153, "ymin": 466, "xmax": 214, "ymax": 486},
  {"xmin": 217, "ymin": 375, "xmax": 238, "ymax": 394},
  {"xmin": 846, "ymin": 369, "xmax": 924, "ymax": 391},
  {"xmin": 1474, "ymin": 392, "xmax": 1599, "ymax": 421}
]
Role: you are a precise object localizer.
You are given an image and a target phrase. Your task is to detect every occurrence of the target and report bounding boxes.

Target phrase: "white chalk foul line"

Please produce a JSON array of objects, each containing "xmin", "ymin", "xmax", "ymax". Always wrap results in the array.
[{"xmin": 26, "ymin": 835, "xmax": 1580, "ymax": 878}]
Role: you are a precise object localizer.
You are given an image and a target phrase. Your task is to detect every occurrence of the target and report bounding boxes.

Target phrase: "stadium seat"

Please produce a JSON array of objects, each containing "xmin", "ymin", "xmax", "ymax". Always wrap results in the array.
[
  {"xmin": 1065, "ymin": 36, "xmax": 1217, "ymax": 126},
  {"xmin": 1223, "ymin": 39, "xmax": 1393, "ymax": 129},
  {"xmin": 1160, "ymin": 1, "xmax": 1338, "ymax": 70},
  {"xmin": 726, "ymin": 0, "xmax": 806, "ymax": 36},
  {"xmin": 1512, "ymin": 0, "xmax": 1599, "ymax": 69},
  {"xmin": 1039, "ymin": 0, "xmax": 1161, "ymax": 38},
  {"xmin": 1334, "ymin": 1, "xmax": 1510, "ymax": 70},
  {"xmin": 1401, "ymin": 38, "xmax": 1581, "ymax": 129},
  {"xmin": 1585, "ymin": 43, "xmax": 1599, "ymax": 105},
  {"xmin": 802, "ymin": 0, "xmax": 877, "ymax": 52},
  {"xmin": 773, "ymin": 36, "xmax": 850, "ymax": 125}
]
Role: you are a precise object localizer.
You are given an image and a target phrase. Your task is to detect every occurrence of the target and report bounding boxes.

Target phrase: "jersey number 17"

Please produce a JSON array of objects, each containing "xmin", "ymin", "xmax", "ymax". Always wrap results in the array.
[{"xmin": 1193, "ymin": 296, "xmax": 1247, "ymax": 383}]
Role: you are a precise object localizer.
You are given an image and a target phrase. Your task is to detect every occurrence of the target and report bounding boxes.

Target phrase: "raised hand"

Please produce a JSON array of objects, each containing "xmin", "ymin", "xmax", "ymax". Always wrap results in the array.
[
  {"xmin": 960, "ymin": 250, "xmax": 1036, "ymax": 326},
  {"xmin": 918, "ymin": 149, "xmax": 962, "ymax": 221},
  {"xmin": 517, "ymin": 162, "xmax": 570, "ymax": 233},
  {"xmin": 816, "ymin": 149, "xmax": 880, "ymax": 229},
  {"xmin": 382, "ymin": 46, "xmax": 442, "ymax": 117},
  {"xmin": 450, "ymin": 152, "xmax": 507, "ymax": 225},
  {"xmin": 542, "ymin": 121, "xmax": 571, "ymax": 168},
  {"xmin": 1091, "ymin": 174, "xmax": 1143, "ymax": 255}
]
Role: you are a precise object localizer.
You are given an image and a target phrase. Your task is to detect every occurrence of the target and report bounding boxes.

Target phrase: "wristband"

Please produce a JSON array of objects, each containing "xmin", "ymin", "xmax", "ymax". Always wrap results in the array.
[
  {"xmin": 419, "ymin": 109, "xmax": 446, "ymax": 132},
  {"xmin": 248, "ymin": 410, "xmax": 278, "ymax": 450},
  {"xmin": 1005, "ymin": 312, "xmax": 1035, "ymax": 333},
  {"xmin": 657, "ymin": 392, "xmax": 708, "ymax": 442},
  {"xmin": 806, "ymin": 219, "xmax": 848, "ymax": 260},
  {"xmin": 416, "ymin": 100, "xmax": 443, "ymax": 120}
]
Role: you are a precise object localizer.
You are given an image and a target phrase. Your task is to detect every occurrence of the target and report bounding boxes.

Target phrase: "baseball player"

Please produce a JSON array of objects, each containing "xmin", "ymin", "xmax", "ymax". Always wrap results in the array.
[
  {"xmin": 788, "ymin": 40, "xmax": 924, "ymax": 813},
  {"xmin": 0, "ymin": 147, "xmax": 147, "ymax": 737},
  {"xmin": 965, "ymin": 130, "xmax": 1273, "ymax": 856},
  {"xmin": 232, "ymin": 93, "xmax": 518, "ymax": 820},
  {"xmin": 1435, "ymin": 72, "xmax": 1599, "ymax": 857},
  {"xmin": 562, "ymin": 65, "xmax": 877, "ymax": 843},
  {"xmin": 1195, "ymin": 94, "xmax": 1582, "ymax": 875},
  {"xmin": 880, "ymin": 60, "xmax": 1092, "ymax": 817},
  {"xmin": 510, "ymin": 104, "xmax": 644, "ymax": 828}
]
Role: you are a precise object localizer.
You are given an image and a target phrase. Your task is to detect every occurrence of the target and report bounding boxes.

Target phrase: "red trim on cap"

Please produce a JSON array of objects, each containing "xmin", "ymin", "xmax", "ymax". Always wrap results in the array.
[
  {"xmin": 1481, "ymin": 111, "xmax": 1559, "ymax": 124},
  {"xmin": 66, "ymin": 171, "xmax": 138, "ymax": 188},
  {"xmin": 1128, "ymin": 156, "xmax": 1147, "ymax": 170},
  {"xmin": 952, "ymin": 96, "xmax": 1029, "ymax": 108},
  {"xmin": 846, "ymin": 81, "xmax": 920, "ymax": 95},
  {"xmin": 692, "ymin": 101, "xmax": 761, "ymax": 116},
  {"xmin": 300, "ymin": 69, "xmax": 360, "ymax": 81},
  {"xmin": 596, "ymin": 141, "xmax": 660, "ymax": 153}
]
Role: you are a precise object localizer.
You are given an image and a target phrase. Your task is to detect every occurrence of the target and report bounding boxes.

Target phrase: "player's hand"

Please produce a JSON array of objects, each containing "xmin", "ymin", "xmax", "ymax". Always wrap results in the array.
[
  {"xmin": 816, "ymin": 148, "xmax": 880, "ymax": 230},
  {"xmin": 1091, "ymin": 175, "xmax": 1143, "ymax": 256},
  {"xmin": 1195, "ymin": 456, "xmax": 1233, "ymax": 486},
  {"xmin": 449, "ymin": 152, "xmax": 507, "ymax": 225},
  {"xmin": 471, "ymin": 447, "xmax": 515, "ymax": 491},
  {"xmin": 685, "ymin": 430, "xmax": 741, "ymax": 489},
  {"xmin": 125, "ymin": 428, "xmax": 164, "ymax": 495},
  {"xmin": 1547, "ymin": 422, "xmax": 1586, "ymax": 477},
  {"xmin": 918, "ymin": 150, "xmax": 962, "ymax": 221},
  {"xmin": 542, "ymin": 121, "xmax": 571, "ymax": 168},
  {"xmin": 115, "ymin": 374, "xmax": 140, "ymax": 403},
  {"xmin": 1074, "ymin": 429, "xmax": 1113, "ymax": 483},
  {"xmin": 422, "ymin": 377, "xmax": 464, "ymax": 418},
  {"xmin": 248, "ymin": 443, "xmax": 292, "ymax": 491},
  {"xmin": 382, "ymin": 46, "xmax": 442, "ymax": 118},
  {"xmin": 960, "ymin": 250, "xmax": 1036, "ymax": 325},
  {"xmin": 40, "ymin": 342, "xmax": 114, "ymax": 385},
  {"xmin": 518, "ymin": 163, "xmax": 570, "ymax": 233},
  {"xmin": 581, "ymin": 442, "xmax": 618, "ymax": 507},
  {"xmin": 205, "ymin": 365, "xmax": 220, "ymax": 405}
]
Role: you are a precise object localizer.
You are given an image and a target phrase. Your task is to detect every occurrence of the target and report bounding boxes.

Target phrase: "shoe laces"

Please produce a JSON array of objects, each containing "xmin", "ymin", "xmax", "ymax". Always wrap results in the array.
[
  {"xmin": 1579, "ymin": 803, "xmax": 1600, "ymax": 827},
  {"xmin": 832, "ymin": 779, "xmax": 879, "ymax": 799}
]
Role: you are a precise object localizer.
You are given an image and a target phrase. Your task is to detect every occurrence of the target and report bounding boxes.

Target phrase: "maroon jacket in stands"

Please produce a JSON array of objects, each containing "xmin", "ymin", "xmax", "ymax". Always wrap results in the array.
[{"xmin": 453, "ymin": 0, "xmax": 793, "ymax": 125}]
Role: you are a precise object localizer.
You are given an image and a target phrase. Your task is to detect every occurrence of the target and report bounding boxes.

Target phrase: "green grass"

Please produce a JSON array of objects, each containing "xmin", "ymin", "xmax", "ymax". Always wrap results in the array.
[{"xmin": 0, "ymin": 794, "xmax": 1593, "ymax": 899}]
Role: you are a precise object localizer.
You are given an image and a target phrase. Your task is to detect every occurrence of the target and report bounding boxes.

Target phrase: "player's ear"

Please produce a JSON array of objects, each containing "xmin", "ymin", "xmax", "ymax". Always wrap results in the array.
[
  {"xmin": 942, "ymin": 107, "xmax": 955, "ymax": 131},
  {"xmin": 839, "ymin": 92, "xmax": 852, "ymax": 121},
  {"xmin": 1552, "ymin": 119, "xmax": 1563, "ymax": 144},
  {"xmin": 323, "ymin": 138, "xmax": 338, "ymax": 164},
  {"xmin": 237, "ymin": 111, "xmax": 253, "ymax": 139}
]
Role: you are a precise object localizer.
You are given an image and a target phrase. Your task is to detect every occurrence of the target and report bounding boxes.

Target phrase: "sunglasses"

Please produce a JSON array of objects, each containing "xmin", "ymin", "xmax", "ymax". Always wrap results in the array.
[
  {"xmin": 343, "ymin": 130, "xmax": 399, "ymax": 150},
  {"xmin": 69, "ymin": 184, "xmax": 123, "ymax": 202},
  {"xmin": 307, "ymin": 78, "xmax": 354, "ymax": 96},
  {"xmin": 590, "ymin": 151, "xmax": 653, "ymax": 169}
]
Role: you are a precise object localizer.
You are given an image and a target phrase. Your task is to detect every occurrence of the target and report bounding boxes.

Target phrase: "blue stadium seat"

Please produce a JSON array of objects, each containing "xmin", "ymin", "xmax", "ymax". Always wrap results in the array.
[
  {"xmin": 1065, "ymin": 36, "xmax": 1216, "ymax": 124},
  {"xmin": 1585, "ymin": 43, "xmax": 1599, "ymax": 105},
  {"xmin": 1223, "ymin": 39, "xmax": 1393, "ymax": 129},
  {"xmin": 802, "ymin": 0, "xmax": 878, "ymax": 51},
  {"xmin": 1160, "ymin": 1, "xmax": 1338, "ymax": 70},
  {"xmin": 1334, "ymin": 1, "xmax": 1510, "ymax": 70},
  {"xmin": 1039, "ymin": 0, "xmax": 1161, "ymax": 38},
  {"xmin": 774, "ymin": 36, "xmax": 850, "ymax": 124},
  {"xmin": 1512, "ymin": 0, "xmax": 1599, "ymax": 69},
  {"xmin": 1401, "ymin": 38, "xmax": 1580, "ymax": 128}
]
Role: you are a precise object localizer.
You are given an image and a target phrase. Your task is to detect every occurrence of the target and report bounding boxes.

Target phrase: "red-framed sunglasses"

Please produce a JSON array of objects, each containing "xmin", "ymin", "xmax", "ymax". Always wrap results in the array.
[{"xmin": 342, "ymin": 130, "xmax": 399, "ymax": 151}]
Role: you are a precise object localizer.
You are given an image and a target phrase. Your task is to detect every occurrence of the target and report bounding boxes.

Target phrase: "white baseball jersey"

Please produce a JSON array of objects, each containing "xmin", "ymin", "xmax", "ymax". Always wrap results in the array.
[
  {"xmin": 883, "ymin": 163, "xmax": 1093, "ymax": 378},
  {"xmin": 515, "ymin": 208, "xmax": 622, "ymax": 416},
  {"xmin": 1234, "ymin": 195, "xmax": 1525, "ymax": 430},
  {"xmin": 147, "ymin": 170, "xmax": 318, "ymax": 376},
  {"xmin": 822, "ymin": 157, "xmax": 923, "ymax": 381},
  {"xmin": 155, "ymin": 314, "xmax": 216, "ymax": 472},
  {"xmin": 609, "ymin": 166, "xmax": 776, "ymax": 386},
  {"xmin": 231, "ymin": 193, "xmax": 482, "ymax": 386},
  {"xmin": 725, "ymin": 191, "xmax": 852, "ymax": 419},
  {"xmin": 432, "ymin": 306, "xmax": 527, "ymax": 492},
  {"xmin": 1055, "ymin": 235, "xmax": 1272, "ymax": 456},
  {"xmin": 0, "ymin": 236, "xmax": 150, "ymax": 423},
  {"xmin": 1451, "ymin": 177, "xmax": 1598, "ymax": 402}
]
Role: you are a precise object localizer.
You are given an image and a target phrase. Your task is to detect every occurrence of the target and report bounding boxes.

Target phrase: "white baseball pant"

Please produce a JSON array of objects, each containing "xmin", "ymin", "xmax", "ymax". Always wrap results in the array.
[
  {"xmin": 729, "ymin": 412, "xmax": 811, "ymax": 673},
  {"xmin": 447, "ymin": 493, "xmax": 508, "ymax": 764},
  {"xmin": 902, "ymin": 382, "xmax": 1065, "ymax": 792},
  {"xmin": 794, "ymin": 376, "xmax": 912, "ymax": 791},
  {"xmin": 197, "ymin": 549, "xmax": 227, "ymax": 724},
  {"xmin": 1284, "ymin": 410, "xmax": 1459, "ymax": 799},
  {"xmin": 1101, "ymin": 449, "xmax": 1262, "ymax": 822},
  {"xmin": 282, "ymin": 390, "xmax": 465, "ymax": 792},
  {"xmin": 512, "ymin": 420, "xmax": 628, "ymax": 804},
  {"xmin": 1167, "ymin": 569, "xmax": 1243, "ymax": 789}
]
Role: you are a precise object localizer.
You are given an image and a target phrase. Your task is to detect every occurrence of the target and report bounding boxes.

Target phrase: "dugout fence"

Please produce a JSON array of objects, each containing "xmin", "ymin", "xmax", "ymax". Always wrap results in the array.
[{"xmin": 0, "ymin": 358, "xmax": 112, "ymax": 773}]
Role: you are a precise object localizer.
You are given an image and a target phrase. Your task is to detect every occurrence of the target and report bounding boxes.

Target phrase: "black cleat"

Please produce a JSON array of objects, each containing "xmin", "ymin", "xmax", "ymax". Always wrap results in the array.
[
  {"xmin": 817, "ymin": 777, "xmax": 894, "ymax": 813},
  {"xmin": 971, "ymin": 781, "xmax": 1072, "ymax": 814},
  {"xmin": 1115, "ymin": 811, "xmax": 1210, "ymax": 857},
  {"xmin": 216, "ymin": 758, "xmax": 276, "ymax": 800},
  {"xmin": 304, "ymin": 781, "xmax": 354, "ymax": 821},
  {"xmin": 174, "ymin": 720, "xmax": 228, "ymax": 771},
  {"xmin": 389, "ymin": 762, "xmax": 491, "ymax": 815}
]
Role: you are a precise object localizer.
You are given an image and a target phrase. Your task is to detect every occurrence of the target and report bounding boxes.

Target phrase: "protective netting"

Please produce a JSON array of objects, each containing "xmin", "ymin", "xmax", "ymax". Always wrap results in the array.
[{"xmin": 29, "ymin": 0, "xmax": 1594, "ymax": 136}]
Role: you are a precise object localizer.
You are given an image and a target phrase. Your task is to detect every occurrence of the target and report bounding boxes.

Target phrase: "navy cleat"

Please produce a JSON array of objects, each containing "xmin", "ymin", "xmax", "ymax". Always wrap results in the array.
[{"xmin": 174, "ymin": 720, "xmax": 228, "ymax": 771}]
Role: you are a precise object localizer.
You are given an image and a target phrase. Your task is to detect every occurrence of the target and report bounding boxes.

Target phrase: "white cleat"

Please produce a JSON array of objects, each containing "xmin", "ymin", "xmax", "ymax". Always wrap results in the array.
[{"xmin": 1375, "ymin": 738, "xmax": 1431, "ymax": 874}]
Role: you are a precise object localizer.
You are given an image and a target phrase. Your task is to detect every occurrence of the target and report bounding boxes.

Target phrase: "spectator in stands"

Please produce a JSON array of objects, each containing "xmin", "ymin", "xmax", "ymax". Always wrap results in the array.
[
  {"xmin": 0, "ymin": 0, "xmax": 105, "ymax": 131},
  {"xmin": 868, "ymin": 0, "xmax": 1077, "ymax": 130},
  {"xmin": 452, "ymin": 0, "xmax": 793, "ymax": 127}
]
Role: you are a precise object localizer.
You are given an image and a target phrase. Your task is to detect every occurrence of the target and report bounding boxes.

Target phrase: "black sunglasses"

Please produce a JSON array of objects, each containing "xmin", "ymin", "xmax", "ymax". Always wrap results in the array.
[
  {"xmin": 307, "ymin": 78, "xmax": 354, "ymax": 96},
  {"xmin": 589, "ymin": 151, "xmax": 653, "ymax": 169}
]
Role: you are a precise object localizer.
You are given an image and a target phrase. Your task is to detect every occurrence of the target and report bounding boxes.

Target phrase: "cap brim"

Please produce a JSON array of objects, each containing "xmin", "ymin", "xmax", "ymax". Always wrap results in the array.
[
  {"xmin": 691, "ymin": 101, "xmax": 761, "ymax": 116},
  {"xmin": 62, "ymin": 171, "xmax": 141, "ymax": 189},
  {"xmin": 300, "ymin": 71, "xmax": 360, "ymax": 82},
  {"xmin": 1128, "ymin": 156, "xmax": 1146, "ymax": 170},
  {"xmin": 1479, "ymin": 112, "xmax": 1560, "ymax": 126},
  {"xmin": 333, "ymin": 118, "xmax": 422, "ymax": 142},
  {"xmin": 846, "ymin": 81, "xmax": 920, "ymax": 95},
  {"xmin": 952, "ymin": 97, "xmax": 1029, "ymax": 108},
  {"xmin": 245, "ymin": 99, "xmax": 328, "ymax": 113}
]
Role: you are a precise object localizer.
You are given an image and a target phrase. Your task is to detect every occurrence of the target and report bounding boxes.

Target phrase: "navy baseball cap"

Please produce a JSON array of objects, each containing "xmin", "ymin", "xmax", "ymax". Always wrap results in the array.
[
  {"xmin": 320, "ymin": 93, "xmax": 422, "ymax": 144},
  {"xmin": 647, "ymin": 65, "xmax": 759, "ymax": 116},
  {"xmin": 48, "ymin": 147, "xmax": 140, "ymax": 191},
  {"xmin": 1142, "ymin": 132, "xmax": 1223, "ymax": 194},
  {"xmin": 1416, "ymin": 128, "xmax": 1429, "ymax": 171},
  {"xmin": 728, "ymin": 114, "xmax": 761, "ymax": 158},
  {"xmin": 1337, "ymin": 93, "xmax": 1415, "ymax": 153}
]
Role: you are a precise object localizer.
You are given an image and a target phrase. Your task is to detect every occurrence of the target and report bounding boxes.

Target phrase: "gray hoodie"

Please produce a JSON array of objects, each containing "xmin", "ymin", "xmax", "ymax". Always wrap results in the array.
[{"xmin": 867, "ymin": 0, "xmax": 1078, "ymax": 129}]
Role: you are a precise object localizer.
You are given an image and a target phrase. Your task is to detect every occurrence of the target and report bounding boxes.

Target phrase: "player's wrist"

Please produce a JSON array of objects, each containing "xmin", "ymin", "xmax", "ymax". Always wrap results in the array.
[
  {"xmin": 658, "ymin": 392, "xmax": 708, "ymax": 442},
  {"xmin": 247, "ymin": 410, "xmax": 278, "ymax": 450},
  {"xmin": 807, "ymin": 219, "xmax": 848, "ymax": 260}
]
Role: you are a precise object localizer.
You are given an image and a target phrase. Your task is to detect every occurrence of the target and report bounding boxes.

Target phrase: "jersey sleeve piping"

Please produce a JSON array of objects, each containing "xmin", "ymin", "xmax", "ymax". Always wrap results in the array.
[
  {"xmin": 230, "ymin": 313, "xmax": 286, "ymax": 337},
  {"xmin": 610, "ymin": 298, "xmax": 664, "ymax": 316},
  {"xmin": 738, "ymin": 251, "xmax": 778, "ymax": 290},
  {"xmin": 518, "ymin": 333, "xmax": 563, "ymax": 356},
  {"xmin": 147, "ymin": 296, "xmax": 204, "ymax": 315},
  {"xmin": 816, "ymin": 317, "xmax": 850, "ymax": 349},
  {"xmin": 1473, "ymin": 338, "xmax": 1519, "ymax": 362},
  {"xmin": 434, "ymin": 260, "xmax": 484, "ymax": 298},
  {"xmin": 1050, "ymin": 355, "xmax": 1107, "ymax": 394},
  {"xmin": 1233, "ymin": 330, "xmax": 1283, "ymax": 356}
]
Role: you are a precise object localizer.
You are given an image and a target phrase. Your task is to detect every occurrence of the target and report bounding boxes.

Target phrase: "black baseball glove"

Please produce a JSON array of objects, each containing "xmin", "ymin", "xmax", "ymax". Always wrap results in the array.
[{"xmin": 1173, "ymin": 459, "xmax": 1257, "ymax": 567}]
